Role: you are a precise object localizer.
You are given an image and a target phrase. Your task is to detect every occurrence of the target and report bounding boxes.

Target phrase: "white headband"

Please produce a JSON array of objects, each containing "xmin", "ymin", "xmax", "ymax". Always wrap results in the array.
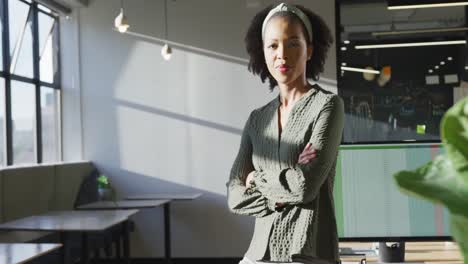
[{"xmin": 262, "ymin": 3, "xmax": 313, "ymax": 43}]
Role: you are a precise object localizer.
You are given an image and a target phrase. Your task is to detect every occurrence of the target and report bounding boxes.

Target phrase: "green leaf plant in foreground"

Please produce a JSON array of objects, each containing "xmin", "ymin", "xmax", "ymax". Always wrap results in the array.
[{"xmin": 394, "ymin": 97, "xmax": 468, "ymax": 264}]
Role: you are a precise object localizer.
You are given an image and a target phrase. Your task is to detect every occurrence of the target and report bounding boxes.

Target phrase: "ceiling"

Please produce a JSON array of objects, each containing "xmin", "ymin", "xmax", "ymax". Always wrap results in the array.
[{"xmin": 339, "ymin": 0, "xmax": 466, "ymax": 41}]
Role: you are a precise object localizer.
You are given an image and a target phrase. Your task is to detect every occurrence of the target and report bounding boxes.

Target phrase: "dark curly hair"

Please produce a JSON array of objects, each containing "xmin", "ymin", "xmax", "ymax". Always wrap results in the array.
[{"xmin": 245, "ymin": 4, "xmax": 333, "ymax": 91}]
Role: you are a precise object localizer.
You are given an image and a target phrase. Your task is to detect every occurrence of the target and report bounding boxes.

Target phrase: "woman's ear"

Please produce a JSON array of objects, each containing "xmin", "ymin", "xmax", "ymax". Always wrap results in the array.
[{"xmin": 307, "ymin": 44, "xmax": 313, "ymax": 60}]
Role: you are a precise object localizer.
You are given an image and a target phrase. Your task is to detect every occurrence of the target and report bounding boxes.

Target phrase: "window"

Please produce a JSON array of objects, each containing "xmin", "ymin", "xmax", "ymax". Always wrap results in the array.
[
  {"xmin": 0, "ymin": 0, "xmax": 61, "ymax": 166},
  {"xmin": 0, "ymin": 79, "xmax": 5, "ymax": 165}
]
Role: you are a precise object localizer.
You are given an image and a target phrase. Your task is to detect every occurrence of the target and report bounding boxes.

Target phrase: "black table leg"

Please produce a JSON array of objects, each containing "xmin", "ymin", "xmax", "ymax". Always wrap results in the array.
[
  {"xmin": 115, "ymin": 232, "xmax": 122, "ymax": 259},
  {"xmin": 81, "ymin": 232, "xmax": 90, "ymax": 264},
  {"xmin": 60, "ymin": 232, "xmax": 71, "ymax": 264},
  {"xmin": 164, "ymin": 203, "xmax": 171, "ymax": 264},
  {"xmin": 104, "ymin": 238, "xmax": 112, "ymax": 257},
  {"xmin": 122, "ymin": 220, "xmax": 131, "ymax": 264}
]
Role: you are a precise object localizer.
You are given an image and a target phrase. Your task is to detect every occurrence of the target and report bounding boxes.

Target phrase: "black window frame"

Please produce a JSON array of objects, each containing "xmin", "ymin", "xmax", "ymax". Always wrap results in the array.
[{"xmin": 1, "ymin": 0, "xmax": 62, "ymax": 166}]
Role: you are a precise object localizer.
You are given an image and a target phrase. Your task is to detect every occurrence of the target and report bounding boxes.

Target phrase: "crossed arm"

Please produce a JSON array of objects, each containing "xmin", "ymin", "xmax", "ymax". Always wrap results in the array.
[
  {"xmin": 226, "ymin": 110, "xmax": 276, "ymax": 217},
  {"xmin": 226, "ymin": 96, "xmax": 344, "ymax": 216}
]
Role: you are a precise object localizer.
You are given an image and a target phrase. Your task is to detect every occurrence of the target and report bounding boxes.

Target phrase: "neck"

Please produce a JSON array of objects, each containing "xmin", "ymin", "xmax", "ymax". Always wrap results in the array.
[{"xmin": 277, "ymin": 77, "xmax": 311, "ymax": 108}]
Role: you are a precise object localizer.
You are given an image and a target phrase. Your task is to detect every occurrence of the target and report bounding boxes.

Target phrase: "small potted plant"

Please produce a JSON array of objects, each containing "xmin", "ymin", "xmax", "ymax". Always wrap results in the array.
[
  {"xmin": 97, "ymin": 174, "xmax": 116, "ymax": 202},
  {"xmin": 393, "ymin": 97, "xmax": 468, "ymax": 264}
]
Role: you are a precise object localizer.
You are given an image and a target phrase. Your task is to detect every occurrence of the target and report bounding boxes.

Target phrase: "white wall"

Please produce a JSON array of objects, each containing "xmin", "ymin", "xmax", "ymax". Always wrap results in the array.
[
  {"xmin": 60, "ymin": 11, "xmax": 84, "ymax": 161},
  {"xmin": 64, "ymin": 0, "xmax": 336, "ymax": 258}
]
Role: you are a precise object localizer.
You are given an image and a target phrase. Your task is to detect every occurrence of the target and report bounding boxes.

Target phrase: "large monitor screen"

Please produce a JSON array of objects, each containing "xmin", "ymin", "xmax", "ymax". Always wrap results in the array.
[{"xmin": 334, "ymin": 144, "xmax": 451, "ymax": 240}]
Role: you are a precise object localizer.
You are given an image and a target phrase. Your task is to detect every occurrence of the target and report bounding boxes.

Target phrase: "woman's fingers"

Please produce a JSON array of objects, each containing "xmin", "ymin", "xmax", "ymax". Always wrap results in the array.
[
  {"xmin": 301, "ymin": 153, "xmax": 316, "ymax": 160},
  {"xmin": 298, "ymin": 157, "xmax": 312, "ymax": 164},
  {"xmin": 297, "ymin": 145, "xmax": 318, "ymax": 165},
  {"xmin": 276, "ymin": 202, "xmax": 286, "ymax": 208},
  {"xmin": 301, "ymin": 147, "xmax": 316, "ymax": 155},
  {"xmin": 298, "ymin": 158, "xmax": 314, "ymax": 164},
  {"xmin": 299, "ymin": 150, "xmax": 317, "ymax": 158},
  {"xmin": 298, "ymin": 152, "xmax": 317, "ymax": 164},
  {"xmin": 245, "ymin": 171, "xmax": 255, "ymax": 188},
  {"xmin": 304, "ymin": 143, "xmax": 312, "ymax": 152}
]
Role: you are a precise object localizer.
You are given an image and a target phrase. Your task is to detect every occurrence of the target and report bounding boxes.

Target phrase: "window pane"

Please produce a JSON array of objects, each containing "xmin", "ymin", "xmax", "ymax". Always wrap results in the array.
[
  {"xmin": 11, "ymin": 80, "xmax": 36, "ymax": 164},
  {"xmin": 0, "ymin": 79, "xmax": 5, "ymax": 166},
  {"xmin": 38, "ymin": 5, "xmax": 52, "ymax": 14},
  {"xmin": 9, "ymin": 0, "xmax": 33, "ymax": 78},
  {"xmin": 8, "ymin": 0, "xmax": 29, "ymax": 56},
  {"xmin": 39, "ymin": 12, "xmax": 58, "ymax": 83},
  {"xmin": 41, "ymin": 87, "xmax": 60, "ymax": 162}
]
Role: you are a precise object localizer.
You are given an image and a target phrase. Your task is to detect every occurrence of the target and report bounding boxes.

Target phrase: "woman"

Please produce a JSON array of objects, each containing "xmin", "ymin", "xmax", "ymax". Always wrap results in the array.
[{"xmin": 226, "ymin": 3, "xmax": 344, "ymax": 264}]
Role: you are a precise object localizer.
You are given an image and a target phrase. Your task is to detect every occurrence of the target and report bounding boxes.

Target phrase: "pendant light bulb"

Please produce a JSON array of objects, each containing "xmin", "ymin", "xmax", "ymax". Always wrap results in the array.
[
  {"xmin": 161, "ymin": 43, "xmax": 172, "ymax": 61},
  {"xmin": 114, "ymin": 8, "xmax": 129, "ymax": 33}
]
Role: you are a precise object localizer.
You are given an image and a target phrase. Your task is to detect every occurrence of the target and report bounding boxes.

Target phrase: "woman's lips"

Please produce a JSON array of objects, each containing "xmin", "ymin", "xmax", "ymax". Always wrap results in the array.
[{"xmin": 278, "ymin": 65, "xmax": 290, "ymax": 73}]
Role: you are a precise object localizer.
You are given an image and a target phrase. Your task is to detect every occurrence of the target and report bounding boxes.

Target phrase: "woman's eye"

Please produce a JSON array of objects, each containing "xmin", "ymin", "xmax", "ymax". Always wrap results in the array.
[
  {"xmin": 289, "ymin": 42, "xmax": 300, "ymax": 47},
  {"xmin": 267, "ymin": 42, "xmax": 299, "ymax": 49}
]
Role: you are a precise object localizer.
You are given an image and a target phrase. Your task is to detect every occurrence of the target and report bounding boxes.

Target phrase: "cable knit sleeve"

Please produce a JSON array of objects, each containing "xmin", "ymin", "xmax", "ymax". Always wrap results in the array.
[
  {"xmin": 226, "ymin": 111, "xmax": 275, "ymax": 217},
  {"xmin": 253, "ymin": 95, "xmax": 344, "ymax": 205}
]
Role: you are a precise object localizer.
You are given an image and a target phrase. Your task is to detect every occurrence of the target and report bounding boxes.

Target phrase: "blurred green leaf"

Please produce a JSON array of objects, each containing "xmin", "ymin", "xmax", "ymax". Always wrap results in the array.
[
  {"xmin": 394, "ymin": 154, "xmax": 468, "ymax": 218},
  {"xmin": 451, "ymin": 214, "xmax": 468, "ymax": 262},
  {"xmin": 393, "ymin": 97, "xmax": 468, "ymax": 264},
  {"xmin": 442, "ymin": 97, "xmax": 468, "ymax": 184}
]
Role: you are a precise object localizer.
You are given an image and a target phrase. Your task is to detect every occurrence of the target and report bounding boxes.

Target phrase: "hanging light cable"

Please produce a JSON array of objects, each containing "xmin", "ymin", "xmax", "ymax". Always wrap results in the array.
[
  {"xmin": 161, "ymin": 0, "xmax": 172, "ymax": 60},
  {"xmin": 114, "ymin": 0, "xmax": 129, "ymax": 33}
]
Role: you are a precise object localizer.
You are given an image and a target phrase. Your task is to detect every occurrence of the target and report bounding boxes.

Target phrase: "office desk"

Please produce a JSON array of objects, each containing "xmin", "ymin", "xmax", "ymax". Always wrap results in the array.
[
  {"xmin": 126, "ymin": 193, "xmax": 202, "ymax": 263},
  {"xmin": 126, "ymin": 192, "xmax": 202, "ymax": 200},
  {"xmin": 339, "ymin": 241, "xmax": 463, "ymax": 263},
  {"xmin": 0, "ymin": 210, "xmax": 138, "ymax": 264},
  {"xmin": 76, "ymin": 200, "xmax": 169, "ymax": 210},
  {"xmin": 0, "ymin": 243, "xmax": 62, "ymax": 264},
  {"xmin": 77, "ymin": 200, "xmax": 170, "ymax": 261}
]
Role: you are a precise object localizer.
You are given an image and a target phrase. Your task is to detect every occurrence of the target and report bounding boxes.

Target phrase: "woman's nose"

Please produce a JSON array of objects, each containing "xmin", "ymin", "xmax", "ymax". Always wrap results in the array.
[{"xmin": 277, "ymin": 45, "xmax": 288, "ymax": 60}]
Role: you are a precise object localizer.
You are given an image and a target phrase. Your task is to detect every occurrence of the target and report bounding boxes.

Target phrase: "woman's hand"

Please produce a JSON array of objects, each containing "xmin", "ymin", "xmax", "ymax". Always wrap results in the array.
[
  {"xmin": 245, "ymin": 171, "xmax": 255, "ymax": 188},
  {"xmin": 244, "ymin": 144, "xmax": 317, "ymax": 207},
  {"xmin": 276, "ymin": 144, "xmax": 317, "ymax": 209},
  {"xmin": 298, "ymin": 142, "xmax": 317, "ymax": 165}
]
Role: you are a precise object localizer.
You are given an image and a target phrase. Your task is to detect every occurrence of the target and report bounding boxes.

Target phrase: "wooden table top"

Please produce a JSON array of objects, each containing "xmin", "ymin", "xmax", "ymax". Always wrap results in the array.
[
  {"xmin": 126, "ymin": 192, "xmax": 202, "ymax": 200},
  {"xmin": 0, "ymin": 243, "xmax": 62, "ymax": 264},
  {"xmin": 339, "ymin": 242, "xmax": 463, "ymax": 263},
  {"xmin": 0, "ymin": 210, "xmax": 139, "ymax": 232},
  {"xmin": 77, "ymin": 199, "xmax": 170, "ymax": 210}
]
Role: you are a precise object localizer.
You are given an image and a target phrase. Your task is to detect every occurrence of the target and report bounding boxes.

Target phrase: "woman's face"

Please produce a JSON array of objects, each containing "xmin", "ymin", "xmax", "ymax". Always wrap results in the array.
[{"xmin": 263, "ymin": 16, "xmax": 312, "ymax": 86}]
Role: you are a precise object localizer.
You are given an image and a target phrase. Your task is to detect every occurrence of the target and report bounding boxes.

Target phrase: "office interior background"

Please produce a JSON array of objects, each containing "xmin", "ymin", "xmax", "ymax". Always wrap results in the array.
[{"xmin": 0, "ymin": 0, "xmax": 467, "ymax": 263}]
